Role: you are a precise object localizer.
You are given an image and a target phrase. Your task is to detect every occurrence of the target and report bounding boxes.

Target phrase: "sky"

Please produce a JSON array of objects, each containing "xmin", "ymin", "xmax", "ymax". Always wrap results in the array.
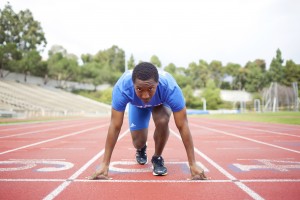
[{"xmin": 4, "ymin": 0, "xmax": 300, "ymax": 68}]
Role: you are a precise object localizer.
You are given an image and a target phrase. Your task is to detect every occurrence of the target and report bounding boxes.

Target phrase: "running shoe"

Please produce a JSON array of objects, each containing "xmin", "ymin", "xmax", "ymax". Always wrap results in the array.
[
  {"xmin": 136, "ymin": 145, "xmax": 147, "ymax": 165},
  {"xmin": 151, "ymin": 155, "xmax": 168, "ymax": 176}
]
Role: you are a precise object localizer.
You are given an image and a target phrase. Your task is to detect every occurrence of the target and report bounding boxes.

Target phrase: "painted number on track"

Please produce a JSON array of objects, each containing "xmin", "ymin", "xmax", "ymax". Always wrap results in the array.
[
  {"xmin": 0, "ymin": 159, "xmax": 74, "ymax": 172},
  {"xmin": 232, "ymin": 159, "xmax": 300, "ymax": 172}
]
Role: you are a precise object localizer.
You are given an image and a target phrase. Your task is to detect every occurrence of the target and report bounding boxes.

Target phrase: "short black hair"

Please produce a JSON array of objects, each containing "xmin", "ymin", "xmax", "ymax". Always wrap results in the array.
[{"xmin": 132, "ymin": 62, "xmax": 159, "ymax": 83}]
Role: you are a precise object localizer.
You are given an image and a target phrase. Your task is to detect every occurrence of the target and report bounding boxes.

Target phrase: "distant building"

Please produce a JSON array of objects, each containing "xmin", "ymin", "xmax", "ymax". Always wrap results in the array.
[
  {"xmin": 220, "ymin": 90, "xmax": 252, "ymax": 102},
  {"xmin": 194, "ymin": 89, "xmax": 252, "ymax": 102}
]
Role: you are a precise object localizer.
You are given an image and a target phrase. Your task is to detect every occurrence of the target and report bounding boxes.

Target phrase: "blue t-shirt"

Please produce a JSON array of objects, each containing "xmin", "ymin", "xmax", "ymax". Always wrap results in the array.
[{"xmin": 111, "ymin": 70, "xmax": 185, "ymax": 112}]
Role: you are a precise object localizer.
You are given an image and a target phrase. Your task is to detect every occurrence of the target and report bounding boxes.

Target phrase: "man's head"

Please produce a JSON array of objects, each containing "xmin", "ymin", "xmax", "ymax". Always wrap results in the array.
[
  {"xmin": 132, "ymin": 62, "xmax": 159, "ymax": 103},
  {"xmin": 132, "ymin": 62, "xmax": 159, "ymax": 83}
]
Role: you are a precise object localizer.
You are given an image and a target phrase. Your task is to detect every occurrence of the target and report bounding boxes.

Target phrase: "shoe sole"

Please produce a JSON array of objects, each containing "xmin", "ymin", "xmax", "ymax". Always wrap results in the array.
[
  {"xmin": 136, "ymin": 159, "xmax": 148, "ymax": 165},
  {"xmin": 152, "ymin": 166, "xmax": 167, "ymax": 176},
  {"xmin": 152, "ymin": 171, "xmax": 168, "ymax": 176}
]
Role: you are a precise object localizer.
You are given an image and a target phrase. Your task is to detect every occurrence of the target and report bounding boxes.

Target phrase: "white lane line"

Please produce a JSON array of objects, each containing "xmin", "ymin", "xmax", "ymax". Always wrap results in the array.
[
  {"xmin": 0, "ymin": 124, "xmax": 50, "ymax": 131},
  {"xmin": 197, "ymin": 120, "xmax": 300, "ymax": 138},
  {"xmin": 216, "ymin": 148, "xmax": 260, "ymax": 150},
  {"xmin": 242, "ymin": 179, "xmax": 300, "ymax": 183},
  {"xmin": 191, "ymin": 123, "xmax": 300, "ymax": 154},
  {"xmin": 76, "ymin": 179, "xmax": 231, "ymax": 183},
  {"xmin": 0, "ymin": 123, "xmax": 109, "ymax": 155},
  {"xmin": 208, "ymin": 121, "xmax": 300, "ymax": 132},
  {"xmin": 43, "ymin": 129, "xmax": 130, "ymax": 200},
  {"xmin": 60, "ymin": 141, "xmax": 97, "ymax": 144},
  {"xmin": 0, "ymin": 121, "xmax": 99, "ymax": 139},
  {"xmin": 0, "ymin": 120, "xmax": 79, "ymax": 131},
  {"xmin": 170, "ymin": 129, "xmax": 264, "ymax": 200},
  {"xmin": 41, "ymin": 148, "xmax": 86, "ymax": 150},
  {"xmin": 0, "ymin": 179, "xmax": 66, "ymax": 182},
  {"xmin": 2, "ymin": 178, "xmax": 300, "ymax": 183}
]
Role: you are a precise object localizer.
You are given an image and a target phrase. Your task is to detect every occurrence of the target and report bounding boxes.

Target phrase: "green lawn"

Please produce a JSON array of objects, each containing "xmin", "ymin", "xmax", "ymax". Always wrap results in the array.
[
  {"xmin": 194, "ymin": 111, "xmax": 300, "ymax": 125},
  {"xmin": 1, "ymin": 112, "xmax": 300, "ymax": 125}
]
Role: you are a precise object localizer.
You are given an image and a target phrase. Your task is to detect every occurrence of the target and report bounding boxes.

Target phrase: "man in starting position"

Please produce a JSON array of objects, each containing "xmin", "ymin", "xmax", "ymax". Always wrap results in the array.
[{"xmin": 88, "ymin": 62, "xmax": 208, "ymax": 180}]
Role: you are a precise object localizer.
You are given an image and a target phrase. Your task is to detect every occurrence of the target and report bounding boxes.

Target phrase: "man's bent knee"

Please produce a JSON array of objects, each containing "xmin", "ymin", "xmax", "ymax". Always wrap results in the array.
[
  {"xmin": 155, "ymin": 116, "xmax": 170, "ymax": 127},
  {"xmin": 152, "ymin": 105, "xmax": 171, "ymax": 127},
  {"xmin": 131, "ymin": 129, "xmax": 148, "ymax": 149}
]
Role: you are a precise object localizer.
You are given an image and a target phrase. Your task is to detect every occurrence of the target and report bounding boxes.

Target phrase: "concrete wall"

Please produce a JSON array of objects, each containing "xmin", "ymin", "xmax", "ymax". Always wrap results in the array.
[{"xmin": 1, "ymin": 70, "xmax": 109, "ymax": 91}]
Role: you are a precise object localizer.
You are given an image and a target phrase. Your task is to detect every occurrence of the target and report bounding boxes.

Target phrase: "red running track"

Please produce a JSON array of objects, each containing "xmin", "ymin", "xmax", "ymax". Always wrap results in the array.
[{"xmin": 0, "ymin": 116, "xmax": 300, "ymax": 200}]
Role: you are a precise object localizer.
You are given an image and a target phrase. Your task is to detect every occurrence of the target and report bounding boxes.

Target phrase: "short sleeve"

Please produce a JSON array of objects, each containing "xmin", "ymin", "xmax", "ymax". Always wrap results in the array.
[
  {"xmin": 166, "ymin": 86, "xmax": 185, "ymax": 112},
  {"xmin": 111, "ymin": 86, "xmax": 129, "ymax": 112}
]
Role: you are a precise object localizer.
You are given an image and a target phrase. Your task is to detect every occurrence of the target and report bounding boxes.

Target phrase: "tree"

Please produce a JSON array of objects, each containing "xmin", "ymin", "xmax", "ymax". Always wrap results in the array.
[
  {"xmin": 127, "ymin": 54, "xmax": 135, "ymax": 70},
  {"xmin": 224, "ymin": 63, "xmax": 241, "ymax": 77},
  {"xmin": 173, "ymin": 67, "xmax": 191, "ymax": 89},
  {"xmin": 18, "ymin": 50, "xmax": 42, "ymax": 82},
  {"xmin": 107, "ymin": 45, "xmax": 125, "ymax": 72},
  {"xmin": 81, "ymin": 53, "xmax": 93, "ymax": 64},
  {"xmin": 282, "ymin": 60, "xmax": 300, "ymax": 87},
  {"xmin": 98, "ymin": 88, "xmax": 113, "ymax": 104},
  {"xmin": 209, "ymin": 60, "xmax": 224, "ymax": 88},
  {"xmin": 47, "ymin": 45, "xmax": 80, "ymax": 84},
  {"xmin": 182, "ymin": 85, "xmax": 202, "ymax": 109},
  {"xmin": 198, "ymin": 60, "xmax": 210, "ymax": 88},
  {"xmin": 150, "ymin": 55, "xmax": 162, "ymax": 68},
  {"xmin": 0, "ymin": 3, "xmax": 21, "ymax": 76},
  {"xmin": 268, "ymin": 49, "xmax": 284, "ymax": 84},
  {"xmin": 80, "ymin": 62, "xmax": 104, "ymax": 90},
  {"xmin": 186, "ymin": 60, "xmax": 209, "ymax": 89},
  {"xmin": 0, "ymin": 3, "xmax": 46, "ymax": 77},
  {"xmin": 164, "ymin": 63, "xmax": 176, "ymax": 75},
  {"xmin": 31, "ymin": 60, "xmax": 48, "ymax": 84},
  {"xmin": 94, "ymin": 45, "xmax": 125, "ymax": 73},
  {"xmin": 223, "ymin": 62, "xmax": 241, "ymax": 89},
  {"xmin": 49, "ymin": 45, "xmax": 67, "ymax": 57},
  {"xmin": 254, "ymin": 59, "xmax": 267, "ymax": 72},
  {"xmin": 186, "ymin": 62, "xmax": 203, "ymax": 89},
  {"xmin": 0, "ymin": 43, "xmax": 20, "ymax": 77},
  {"xmin": 17, "ymin": 9, "xmax": 46, "ymax": 51},
  {"xmin": 233, "ymin": 67, "xmax": 247, "ymax": 90},
  {"xmin": 47, "ymin": 51, "xmax": 79, "ymax": 87},
  {"xmin": 201, "ymin": 79, "xmax": 222, "ymax": 110},
  {"xmin": 244, "ymin": 60, "xmax": 266, "ymax": 92}
]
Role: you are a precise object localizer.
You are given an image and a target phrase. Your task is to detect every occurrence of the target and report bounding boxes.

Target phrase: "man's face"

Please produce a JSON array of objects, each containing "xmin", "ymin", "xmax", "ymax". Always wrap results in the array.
[{"xmin": 134, "ymin": 78, "xmax": 158, "ymax": 103}]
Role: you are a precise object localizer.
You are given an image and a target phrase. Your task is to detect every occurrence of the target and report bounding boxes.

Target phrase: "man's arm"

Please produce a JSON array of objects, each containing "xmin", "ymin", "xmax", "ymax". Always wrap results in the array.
[
  {"xmin": 173, "ymin": 107, "xmax": 208, "ymax": 180},
  {"xmin": 88, "ymin": 108, "xmax": 124, "ymax": 180},
  {"xmin": 102, "ymin": 108, "xmax": 125, "ymax": 165}
]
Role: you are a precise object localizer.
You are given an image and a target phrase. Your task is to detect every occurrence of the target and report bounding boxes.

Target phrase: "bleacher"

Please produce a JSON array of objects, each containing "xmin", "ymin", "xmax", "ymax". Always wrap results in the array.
[{"xmin": 0, "ymin": 80, "xmax": 111, "ymax": 118}]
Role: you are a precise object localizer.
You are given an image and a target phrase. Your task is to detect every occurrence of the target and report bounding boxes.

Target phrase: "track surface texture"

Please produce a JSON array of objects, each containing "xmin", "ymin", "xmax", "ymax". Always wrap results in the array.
[{"xmin": 1, "ymin": 116, "xmax": 300, "ymax": 200}]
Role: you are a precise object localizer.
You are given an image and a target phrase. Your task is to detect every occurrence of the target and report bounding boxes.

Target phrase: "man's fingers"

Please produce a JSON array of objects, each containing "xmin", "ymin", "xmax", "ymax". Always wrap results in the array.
[
  {"xmin": 188, "ymin": 175, "xmax": 208, "ymax": 180},
  {"xmin": 86, "ymin": 174, "xmax": 112, "ymax": 180},
  {"xmin": 188, "ymin": 172, "xmax": 210, "ymax": 180}
]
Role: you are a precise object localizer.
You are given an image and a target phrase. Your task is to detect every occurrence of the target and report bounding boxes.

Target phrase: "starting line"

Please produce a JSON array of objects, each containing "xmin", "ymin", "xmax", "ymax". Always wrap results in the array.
[{"xmin": 1, "ymin": 178, "xmax": 300, "ymax": 183}]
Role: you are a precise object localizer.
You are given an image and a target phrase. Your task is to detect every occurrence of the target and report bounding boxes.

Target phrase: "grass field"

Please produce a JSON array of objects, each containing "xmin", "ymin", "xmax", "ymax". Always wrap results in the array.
[
  {"xmin": 1, "ymin": 111, "xmax": 299, "ymax": 125},
  {"xmin": 195, "ymin": 111, "xmax": 300, "ymax": 125}
]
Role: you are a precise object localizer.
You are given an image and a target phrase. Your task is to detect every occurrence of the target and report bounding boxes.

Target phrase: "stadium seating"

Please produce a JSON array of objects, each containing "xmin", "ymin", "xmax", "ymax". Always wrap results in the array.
[{"xmin": 0, "ymin": 80, "xmax": 111, "ymax": 118}]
